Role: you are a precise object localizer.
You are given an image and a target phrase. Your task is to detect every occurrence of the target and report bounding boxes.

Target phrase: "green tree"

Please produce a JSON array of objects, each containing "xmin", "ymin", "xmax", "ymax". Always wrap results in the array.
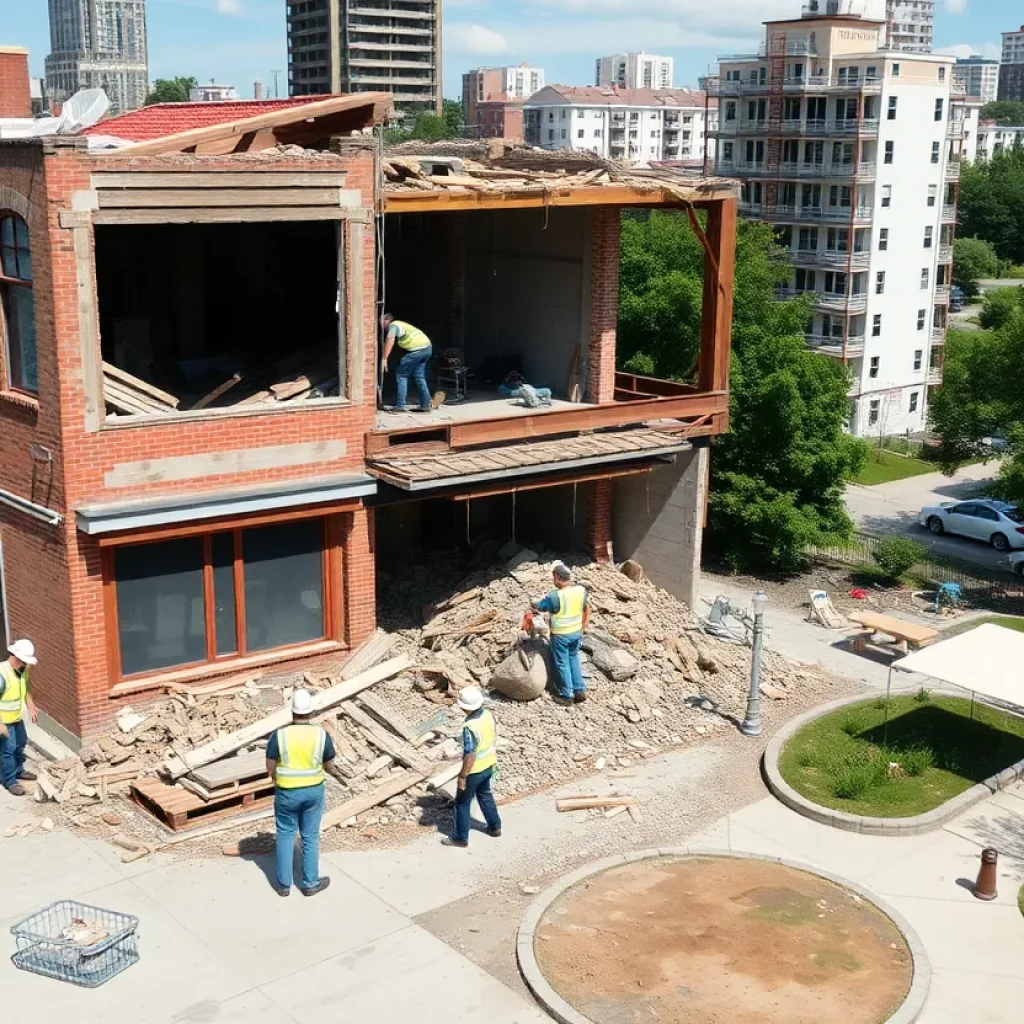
[
  {"xmin": 952, "ymin": 236, "xmax": 1000, "ymax": 298},
  {"xmin": 958, "ymin": 148, "xmax": 1024, "ymax": 264},
  {"xmin": 442, "ymin": 99, "xmax": 463, "ymax": 138},
  {"xmin": 980, "ymin": 100, "xmax": 1024, "ymax": 126},
  {"xmin": 385, "ymin": 100, "xmax": 464, "ymax": 145},
  {"xmin": 145, "ymin": 76, "xmax": 197, "ymax": 105},
  {"xmin": 619, "ymin": 212, "xmax": 866, "ymax": 572},
  {"xmin": 978, "ymin": 286, "xmax": 1024, "ymax": 330}
]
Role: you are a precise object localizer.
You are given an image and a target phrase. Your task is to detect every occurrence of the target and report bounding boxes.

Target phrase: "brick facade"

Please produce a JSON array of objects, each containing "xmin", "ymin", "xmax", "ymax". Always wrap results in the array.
[
  {"xmin": 0, "ymin": 49, "xmax": 31, "ymax": 119},
  {"xmin": 587, "ymin": 207, "xmax": 620, "ymax": 403}
]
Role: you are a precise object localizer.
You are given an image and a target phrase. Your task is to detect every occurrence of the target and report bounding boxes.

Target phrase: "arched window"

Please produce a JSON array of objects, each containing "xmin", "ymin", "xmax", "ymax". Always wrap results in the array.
[{"xmin": 0, "ymin": 212, "xmax": 37, "ymax": 394}]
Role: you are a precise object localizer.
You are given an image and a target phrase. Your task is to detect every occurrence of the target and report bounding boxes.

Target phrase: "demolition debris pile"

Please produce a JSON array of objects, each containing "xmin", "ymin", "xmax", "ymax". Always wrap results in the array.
[{"xmin": 22, "ymin": 552, "xmax": 843, "ymax": 851}]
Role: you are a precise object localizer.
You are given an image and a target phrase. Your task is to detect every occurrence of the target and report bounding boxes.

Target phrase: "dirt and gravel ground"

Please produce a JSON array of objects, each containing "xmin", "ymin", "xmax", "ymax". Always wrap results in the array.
[{"xmin": 533, "ymin": 856, "xmax": 912, "ymax": 1024}]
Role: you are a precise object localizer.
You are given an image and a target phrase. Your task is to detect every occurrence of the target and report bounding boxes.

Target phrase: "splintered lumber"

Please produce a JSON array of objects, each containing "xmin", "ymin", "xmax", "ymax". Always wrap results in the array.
[
  {"xmin": 427, "ymin": 587, "xmax": 482, "ymax": 618},
  {"xmin": 355, "ymin": 690, "xmax": 419, "ymax": 743},
  {"xmin": 339, "ymin": 701, "xmax": 432, "ymax": 774},
  {"xmin": 35, "ymin": 771, "xmax": 58, "ymax": 801},
  {"xmin": 604, "ymin": 804, "xmax": 629, "ymax": 819},
  {"xmin": 421, "ymin": 609, "xmax": 500, "ymax": 641},
  {"xmin": 102, "ymin": 361, "xmax": 179, "ymax": 408},
  {"xmin": 320, "ymin": 769, "xmax": 426, "ymax": 831},
  {"xmin": 190, "ymin": 373, "xmax": 243, "ymax": 410},
  {"xmin": 425, "ymin": 762, "xmax": 462, "ymax": 791},
  {"xmin": 340, "ymin": 629, "xmax": 396, "ymax": 680},
  {"xmin": 163, "ymin": 654, "xmax": 412, "ymax": 778},
  {"xmin": 191, "ymin": 749, "xmax": 269, "ymax": 789},
  {"xmin": 555, "ymin": 796, "xmax": 636, "ymax": 813}
]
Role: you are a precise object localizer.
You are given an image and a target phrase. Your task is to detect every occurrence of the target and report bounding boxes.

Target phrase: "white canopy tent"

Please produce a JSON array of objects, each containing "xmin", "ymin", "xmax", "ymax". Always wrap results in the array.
[{"xmin": 892, "ymin": 623, "xmax": 1024, "ymax": 707}]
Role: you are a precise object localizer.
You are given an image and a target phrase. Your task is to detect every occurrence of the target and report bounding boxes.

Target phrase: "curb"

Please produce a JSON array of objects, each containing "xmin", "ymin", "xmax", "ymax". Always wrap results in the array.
[
  {"xmin": 763, "ymin": 694, "xmax": 1024, "ymax": 836},
  {"xmin": 516, "ymin": 848, "xmax": 931, "ymax": 1024}
]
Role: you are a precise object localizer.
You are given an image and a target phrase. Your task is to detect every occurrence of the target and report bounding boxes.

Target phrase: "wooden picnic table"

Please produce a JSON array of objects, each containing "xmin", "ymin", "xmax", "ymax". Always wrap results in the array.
[{"xmin": 848, "ymin": 611, "xmax": 938, "ymax": 656}]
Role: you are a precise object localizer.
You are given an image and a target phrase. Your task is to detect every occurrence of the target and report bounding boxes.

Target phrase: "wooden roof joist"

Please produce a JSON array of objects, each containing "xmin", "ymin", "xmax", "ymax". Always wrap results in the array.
[{"xmin": 107, "ymin": 93, "xmax": 393, "ymax": 157}]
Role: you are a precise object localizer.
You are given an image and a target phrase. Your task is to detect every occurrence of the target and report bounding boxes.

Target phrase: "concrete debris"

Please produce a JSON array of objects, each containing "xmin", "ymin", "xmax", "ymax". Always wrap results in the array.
[{"xmin": 488, "ymin": 639, "xmax": 550, "ymax": 702}]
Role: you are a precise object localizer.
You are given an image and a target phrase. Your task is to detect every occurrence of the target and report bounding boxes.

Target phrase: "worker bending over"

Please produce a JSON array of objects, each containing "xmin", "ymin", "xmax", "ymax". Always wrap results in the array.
[
  {"xmin": 380, "ymin": 313, "xmax": 433, "ymax": 412},
  {"xmin": 265, "ymin": 690, "xmax": 337, "ymax": 897},
  {"xmin": 533, "ymin": 563, "xmax": 590, "ymax": 705},
  {"xmin": 442, "ymin": 686, "xmax": 502, "ymax": 848},
  {"xmin": 0, "ymin": 639, "xmax": 39, "ymax": 796}
]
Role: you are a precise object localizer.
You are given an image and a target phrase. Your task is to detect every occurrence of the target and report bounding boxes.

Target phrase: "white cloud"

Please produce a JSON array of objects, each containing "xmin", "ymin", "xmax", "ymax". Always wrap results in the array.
[
  {"xmin": 446, "ymin": 24, "xmax": 511, "ymax": 56},
  {"xmin": 945, "ymin": 0, "xmax": 967, "ymax": 13},
  {"xmin": 521, "ymin": 0, "xmax": 795, "ymax": 31},
  {"xmin": 936, "ymin": 41, "xmax": 1001, "ymax": 60},
  {"xmin": 445, "ymin": 0, "xmax": 490, "ymax": 8},
  {"xmin": 216, "ymin": 0, "xmax": 242, "ymax": 12}
]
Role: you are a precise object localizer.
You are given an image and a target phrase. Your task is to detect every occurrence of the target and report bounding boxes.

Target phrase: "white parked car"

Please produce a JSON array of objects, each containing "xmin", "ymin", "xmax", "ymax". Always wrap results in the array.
[
  {"xmin": 1011, "ymin": 551, "xmax": 1024, "ymax": 577},
  {"xmin": 916, "ymin": 499, "xmax": 1024, "ymax": 552}
]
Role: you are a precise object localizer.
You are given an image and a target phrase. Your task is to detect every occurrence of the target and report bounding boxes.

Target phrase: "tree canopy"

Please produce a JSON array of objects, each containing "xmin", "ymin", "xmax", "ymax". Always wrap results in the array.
[
  {"xmin": 145, "ymin": 77, "xmax": 197, "ymax": 105},
  {"xmin": 618, "ymin": 212, "xmax": 866, "ymax": 571},
  {"xmin": 958, "ymin": 148, "xmax": 1024, "ymax": 265},
  {"xmin": 953, "ymin": 236, "xmax": 1001, "ymax": 298},
  {"xmin": 980, "ymin": 100, "xmax": 1024, "ymax": 126},
  {"xmin": 385, "ymin": 99, "xmax": 463, "ymax": 144}
]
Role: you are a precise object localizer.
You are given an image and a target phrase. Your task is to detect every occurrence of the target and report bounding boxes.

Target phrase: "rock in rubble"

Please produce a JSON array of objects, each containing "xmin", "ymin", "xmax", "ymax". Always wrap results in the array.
[
  {"xmin": 581, "ymin": 635, "xmax": 639, "ymax": 682},
  {"xmin": 488, "ymin": 639, "xmax": 551, "ymax": 701},
  {"xmin": 620, "ymin": 559, "xmax": 645, "ymax": 583}
]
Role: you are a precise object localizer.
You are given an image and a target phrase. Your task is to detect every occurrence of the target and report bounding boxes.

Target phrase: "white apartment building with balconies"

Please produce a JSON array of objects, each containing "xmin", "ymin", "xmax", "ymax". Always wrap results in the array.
[
  {"xmin": 713, "ymin": 4, "xmax": 962, "ymax": 438},
  {"xmin": 524, "ymin": 86, "xmax": 713, "ymax": 168},
  {"xmin": 595, "ymin": 53, "xmax": 674, "ymax": 90}
]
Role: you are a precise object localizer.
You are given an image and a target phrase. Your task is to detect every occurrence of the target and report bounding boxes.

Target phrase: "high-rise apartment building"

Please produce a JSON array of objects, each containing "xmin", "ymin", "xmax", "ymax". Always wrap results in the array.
[
  {"xmin": 713, "ymin": 2, "xmax": 962, "ymax": 437},
  {"xmin": 462, "ymin": 64, "xmax": 544, "ymax": 137},
  {"xmin": 287, "ymin": 0, "xmax": 441, "ymax": 114},
  {"xmin": 595, "ymin": 53, "xmax": 673, "ymax": 90},
  {"xmin": 999, "ymin": 25, "xmax": 1024, "ymax": 102},
  {"xmin": 45, "ymin": 0, "xmax": 149, "ymax": 113},
  {"xmin": 952, "ymin": 56, "xmax": 999, "ymax": 103},
  {"xmin": 885, "ymin": 0, "xmax": 933, "ymax": 53}
]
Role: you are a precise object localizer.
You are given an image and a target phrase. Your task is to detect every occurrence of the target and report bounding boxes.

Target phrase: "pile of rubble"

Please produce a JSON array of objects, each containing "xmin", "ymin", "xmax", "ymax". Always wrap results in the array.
[{"xmin": 18, "ymin": 549, "xmax": 845, "ymax": 853}]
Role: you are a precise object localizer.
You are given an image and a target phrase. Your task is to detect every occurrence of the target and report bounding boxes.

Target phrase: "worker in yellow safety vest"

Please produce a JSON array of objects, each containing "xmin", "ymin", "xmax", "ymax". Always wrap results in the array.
[
  {"xmin": 265, "ymin": 689, "xmax": 338, "ymax": 897},
  {"xmin": 380, "ymin": 313, "xmax": 434, "ymax": 412},
  {"xmin": 442, "ymin": 686, "xmax": 502, "ymax": 848},
  {"xmin": 532, "ymin": 562, "xmax": 591, "ymax": 705},
  {"xmin": 0, "ymin": 639, "xmax": 39, "ymax": 796}
]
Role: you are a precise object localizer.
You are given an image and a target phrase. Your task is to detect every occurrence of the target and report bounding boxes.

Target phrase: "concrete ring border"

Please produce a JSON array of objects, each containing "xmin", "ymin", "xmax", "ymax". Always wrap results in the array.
[
  {"xmin": 516, "ymin": 847, "xmax": 931, "ymax": 1024},
  {"xmin": 763, "ymin": 693, "xmax": 1024, "ymax": 836}
]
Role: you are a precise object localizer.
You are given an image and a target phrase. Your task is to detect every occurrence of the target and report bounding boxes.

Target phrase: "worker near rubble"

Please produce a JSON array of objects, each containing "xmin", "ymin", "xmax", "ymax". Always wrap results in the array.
[
  {"xmin": 532, "ymin": 563, "xmax": 590, "ymax": 705},
  {"xmin": 0, "ymin": 639, "xmax": 39, "ymax": 797},
  {"xmin": 265, "ymin": 689, "xmax": 336, "ymax": 897},
  {"xmin": 379, "ymin": 313, "xmax": 433, "ymax": 412},
  {"xmin": 442, "ymin": 686, "xmax": 502, "ymax": 848}
]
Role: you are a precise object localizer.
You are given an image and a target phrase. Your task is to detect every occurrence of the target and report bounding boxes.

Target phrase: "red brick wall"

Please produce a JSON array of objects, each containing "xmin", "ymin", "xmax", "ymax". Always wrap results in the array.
[
  {"xmin": 588, "ymin": 207, "xmax": 620, "ymax": 403},
  {"xmin": 0, "ymin": 50, "xmax": 31, "ymax": 119},
  {"xmin": 586, "ymin": 478, "xmax": 613, "ymax": 563}
]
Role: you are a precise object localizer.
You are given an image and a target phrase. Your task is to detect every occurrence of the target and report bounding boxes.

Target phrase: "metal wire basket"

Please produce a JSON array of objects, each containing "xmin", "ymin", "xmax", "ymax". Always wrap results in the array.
[{"xmin": 10, "ymin": 899, "xmax": 139, "ymax": 988}]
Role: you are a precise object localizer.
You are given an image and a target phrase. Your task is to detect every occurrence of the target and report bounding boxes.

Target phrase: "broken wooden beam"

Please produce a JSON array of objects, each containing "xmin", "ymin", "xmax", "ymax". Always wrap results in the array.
[
  {"xmin": 355, "ymin": 690, "xmax": 419, "ymax": 743},
  {"xmin": 555, "ymin": 796, "xmax": 636, "ymax": 812},
  {"xmin": 338, "ymin": 701, "xmax": 432, "ymax": 774},
  {"xmin": 189, "ymin": 373, "xmax": 243, "ymax": 410},
  {"xmin": 320, "ymin": 769, "xmax": 426, "ymax": 831}
]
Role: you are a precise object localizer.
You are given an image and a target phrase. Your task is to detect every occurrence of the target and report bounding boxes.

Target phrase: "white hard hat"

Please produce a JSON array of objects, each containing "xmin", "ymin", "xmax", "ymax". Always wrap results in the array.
[
  {"xmin": 291, "ymin": 689, "xmax": 314, "ymax": 715},
  {"xmin": 457, "ymin": 686, "xmax": 485, "ymax": 712},
  {"xmin": 8, "ymin": 639, "xmax": 37, "ymax": 666}
]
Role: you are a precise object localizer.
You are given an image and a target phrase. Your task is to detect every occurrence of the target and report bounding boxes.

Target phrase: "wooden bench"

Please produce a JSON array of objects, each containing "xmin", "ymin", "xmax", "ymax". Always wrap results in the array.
[{"xmin": 848, "ymin": 611, "xmax": 938, "ymax": 657}]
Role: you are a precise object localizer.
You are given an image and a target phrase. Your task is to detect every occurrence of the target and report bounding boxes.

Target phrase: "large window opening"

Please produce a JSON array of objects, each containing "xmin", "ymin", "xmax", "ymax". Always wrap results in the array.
[
  {"xmin": 109, "ymin": 517, "xmax": 331, "ymax": 680},
  {"xmin": 0, "ymin": 212, "xmax": 38, "ymax": 394},
  {"xmin": 94, "ymin": 221, "xmax": 341, "ymax": 416}
]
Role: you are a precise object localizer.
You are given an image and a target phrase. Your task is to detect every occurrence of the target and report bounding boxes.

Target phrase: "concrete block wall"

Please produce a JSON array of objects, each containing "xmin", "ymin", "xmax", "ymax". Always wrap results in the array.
[
  {"xmin": 611, "ymin": 447, "xmax": 709, "ymax": 610},
  {"xmin": 0, "ymin": 48, "xmax": 31, "ymax": 119}
]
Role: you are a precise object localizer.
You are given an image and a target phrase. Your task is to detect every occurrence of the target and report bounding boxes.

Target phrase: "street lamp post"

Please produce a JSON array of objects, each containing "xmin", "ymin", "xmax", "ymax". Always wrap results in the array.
[{"xmin": 741, "ymin": 591, "xmax": 768, "ymax": 737}]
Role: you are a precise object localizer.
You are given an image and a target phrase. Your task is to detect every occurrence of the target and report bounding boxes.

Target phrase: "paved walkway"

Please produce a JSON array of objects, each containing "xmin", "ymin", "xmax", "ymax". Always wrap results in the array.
[{"xmin": 3, "ymin": 731, "xmax": 1024, "ymax": 1022}]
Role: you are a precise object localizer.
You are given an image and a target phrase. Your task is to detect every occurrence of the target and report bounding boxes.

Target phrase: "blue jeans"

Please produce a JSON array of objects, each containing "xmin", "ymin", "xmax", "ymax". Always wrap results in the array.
[
  {"xmin": 274, "ymin": 783, "xmax": 325, "ymax": 890},
  {"xmin": 0, "ymin": 719, "xmax": 27, "ymax": 789},
  {"xmin": 550, "ymin": 632, "xmax": 585, "ymax": 699},
  {"xmin": 395, "ymin": 344, "xmax": 432, "ymax": 410},
  {"xmin": 453, "ymin": 766, "xmax": 501, "ymax": 844}
]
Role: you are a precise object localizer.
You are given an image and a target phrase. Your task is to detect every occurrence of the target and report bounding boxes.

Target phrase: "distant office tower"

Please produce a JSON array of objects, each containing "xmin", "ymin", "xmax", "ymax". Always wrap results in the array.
[
  {"xmin": 885, "ymin": 0, "xmax": 934, "ymax": 53},
  {"xmin": 462, "ymin": 64, "xmax": 544, "ymax": 138},
  {"xmin": 952, "ymin": 56, "xmax": 999, "ymax": 103},
  {"xmin": 45, "ymin": 0, "xmax": 149, "ymax": 113},
  {"xmin": 999, "ymin": 25, "xmax": 1024, "ymax": 102},
  {"xmin": 287, "ymin": 0, "xmax": 441, "ymax": 114},
  {"xmin": 595, "ymin": 53, "xmax": 673, "ymax": 90}
]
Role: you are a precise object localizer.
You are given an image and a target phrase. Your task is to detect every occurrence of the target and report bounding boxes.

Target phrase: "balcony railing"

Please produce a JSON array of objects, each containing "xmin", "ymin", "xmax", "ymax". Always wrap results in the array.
[
  {"xmin": 945, "ymin": 160, "xmax": 961, "ymax": 181},
  {"xmin": 832, "ymin": 118, "xmax": 880, "ymax": 136},
  {"xmin": 941, "ymin": 204, "xmax": 956, "ymax": 221},
  {"xmin": 761, "ymin": 203, "xmax": 873, "ymax": 224},
  {"xmin": 715, "ymin": 73, "xmax": 882, "ymax": 95},
  {"xmin": 774, "ymin": 161, "xmax": 876, "ymax": 179},
  {"xmin": 947, "ymin": 118, "xmax": 965, "ymax": 139},
  {"xmin": 785, "ymin": 248, "xmax": 871, "ymax": 270},
  {"xmin": 806, "ymin": 333, "xmax": 866, "ymax": 357},
  {"xmin": 760, "ymin": 39, "xmax": 817, "ymax": 56},
  {"xmin": 819, "ymin": 292, "xmax": 868, "ymax": 314},
  {"xmin": 938, "ymin": 244, "xmax": 953, "ymax": 262},
  {"xmin": 927, "ymin": 366, "xmax": 943, "ymax": 385},
  {"xmin": 932, "ymin": 326, "xmax": 947, "ymax": 342},
  {"xmin": 782, "ymin": 75, "xmax": 830, "ymax": 90},
  {"xmin": 934, "ymin": 285, "xmax": 950, "ymax": 303}
]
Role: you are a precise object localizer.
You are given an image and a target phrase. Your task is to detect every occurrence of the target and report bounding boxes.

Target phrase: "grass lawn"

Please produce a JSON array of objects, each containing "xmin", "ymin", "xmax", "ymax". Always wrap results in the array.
[
  {"xmin": 778, "ymin": 694, "xmax": 1024, "ymax": 818},
  {"xmin": 851, "ymin": 450, "xmax": 937, "ymax": 486},
  {"xmin": 943, "ymin": 615, "xmax": 1024, "ymax": 639}
]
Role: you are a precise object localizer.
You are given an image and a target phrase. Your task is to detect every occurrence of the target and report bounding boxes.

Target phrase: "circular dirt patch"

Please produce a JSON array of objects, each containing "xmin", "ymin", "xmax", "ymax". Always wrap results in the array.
[{"xmin": 530, "ymin": 854, "xmax": 914, "ymax": 1024}]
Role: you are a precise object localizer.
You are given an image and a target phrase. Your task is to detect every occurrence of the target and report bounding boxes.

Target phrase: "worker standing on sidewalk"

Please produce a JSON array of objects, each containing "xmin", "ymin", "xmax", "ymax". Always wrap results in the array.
[
  {"xmin": 532, "ymin": 563, "xmax": 590, "ymax": 705},
  {"xmin": 380, "ymin": 313, "xmax": 433, "ymax": 412},
  {"xmin": 265, "ymin": 690, "xmax": 336, "ymax": 897},
  {"xmin": 0, "ymin": 639, "xmax": 39, "ymax": 797},
  {"xmin": 442, "ymin": 686, "xmax": 502, "ymax": 848}
]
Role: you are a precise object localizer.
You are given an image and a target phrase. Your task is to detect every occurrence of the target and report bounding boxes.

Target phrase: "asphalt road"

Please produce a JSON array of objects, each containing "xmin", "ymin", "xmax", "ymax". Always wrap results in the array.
[{"xmin": 844, "ymin": 461, "xmax": 1021, "ymax": 573}]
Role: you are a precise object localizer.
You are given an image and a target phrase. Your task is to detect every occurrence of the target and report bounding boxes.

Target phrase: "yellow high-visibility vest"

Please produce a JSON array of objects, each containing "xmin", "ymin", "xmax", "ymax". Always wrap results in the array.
[
  {"xmin": 0, "ymin": 662, "xmax": 28, "ymax": 725},
  {"xmin": 550, "ymin": 585, "xmax": 587, "ymax": 635},
  {"xmin": 465, "ymin": 709, "xmax": 497, "ymax": 773},
  {"xmin": 273, "ymin": 724, "xmax": 327, "ymax": 789},
  {"xmin": 391, "ymin": 320, "xmax": 431, "ymax": 352}
]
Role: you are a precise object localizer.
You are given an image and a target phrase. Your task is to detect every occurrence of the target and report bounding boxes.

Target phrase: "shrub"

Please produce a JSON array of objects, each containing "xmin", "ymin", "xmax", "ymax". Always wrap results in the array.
[
  {"xmin": 830, "ymin": 759, "xmax": 883, "ymax": 799},
  {"xmin": 914, "ymin": 687, "xmax": 932, "ymax": 704},
  {"xmin": 795, "ymin": 747, "xmax": 817, "ymax": 768},
  {"xmin": 898, "ymin": 745, "xmax": 935, "ymax": 777},
  {"xmin": 872, "ymin": 536, "xmax": 926, "ymax": 580},
  {"xmin": 839, "ymin": 713, "xmax": 869, "ymax": 737}
]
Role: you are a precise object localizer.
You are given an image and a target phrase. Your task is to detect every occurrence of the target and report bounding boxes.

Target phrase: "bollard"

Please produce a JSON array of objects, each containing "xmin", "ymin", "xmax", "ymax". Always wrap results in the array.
[{"xmin": 973, "ymin": 847, "xmax": 999, "ymax": 901}]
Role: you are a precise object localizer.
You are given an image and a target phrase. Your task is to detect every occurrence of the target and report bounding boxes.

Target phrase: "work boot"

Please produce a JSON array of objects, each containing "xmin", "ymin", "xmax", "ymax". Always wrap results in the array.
[
  {"xmin": 573, "ymin": 692, "xmax": 588, "ymax": 704},
  {"xmin": 552, "ymin": 695, "xmax": 574, "ymax": 707},
  {"xmin": 18, "ymin": 770, "xmax": 38, "ymax": 782},
  {"xmin": 300, "ymin": 877, "xmax": 331, "ymax": 897},
  {"xmin": 275, "ymin": 886, "xmax": 291, "ymax": 898},
  {"xmin": 487, "ymin": 827, "xmax": 502, "ymax": 838},
  {"xmin": 6, "ymin": 784, "xmax": 26, "ymax": 797},
  {"xmin": 441, "ymin": 837, "xmax": 469, "ymax": 848}
]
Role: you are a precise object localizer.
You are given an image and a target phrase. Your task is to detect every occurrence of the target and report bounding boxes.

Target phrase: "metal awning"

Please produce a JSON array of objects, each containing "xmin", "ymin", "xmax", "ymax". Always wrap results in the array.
[
  {"xmin": 76, "ymin": 474, "xmax": 377, "ymax": 535},
  {"xmin": 366, "ymin": 428, "xmax": 690, "ymax": 492}
]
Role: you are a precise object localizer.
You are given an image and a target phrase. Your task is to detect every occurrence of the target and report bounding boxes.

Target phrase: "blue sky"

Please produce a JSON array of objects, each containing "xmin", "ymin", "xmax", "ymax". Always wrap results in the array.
[{"xmin": 5, "ymin": 0, "xmax": 1018, "ymax": 101}]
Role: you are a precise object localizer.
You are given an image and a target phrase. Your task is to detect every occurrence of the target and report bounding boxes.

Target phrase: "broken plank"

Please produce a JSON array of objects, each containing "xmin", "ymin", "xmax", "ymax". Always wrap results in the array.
[
  {"xmin": 190, "ymin": 373, "xmax": 243, "ymax": 410},
  {"xmin": 190, "ymin": 749, "xmax": 269, "ymax": 789},
  {"xmin": 355, "ymin": 690, "xmax": 419, "ymax": 743},
  {"xmin": 102, "ymin": 361, "xmax": 179, "ymax": 407},
  {"xmin": 320, "ymin": 769, "xmax": 426, "ymax": 831},
  {"xmin": 339, "ymin": 629, "xmax": 396, "ymax": 680},
  {"xmin": 339, "ymin": 701, "xmax": 432, "ymax": 774},
  {"xmin": 555, "ymin": 797, "xmax": 636, "ymax": 813},
  {"xmin": 604, "ymin": 804, "xmax": 629, "ymax": 819},
  {"xmin": 164, "ymin": 655, "xmax": 412, "ymax": 778},
  {"xmin": 425, "ymin": 762, "xmax": 462, "ymax": 791},
  {"xmin": 35, "ymin": 771, "xmax": 58, "ymax": 801}
]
